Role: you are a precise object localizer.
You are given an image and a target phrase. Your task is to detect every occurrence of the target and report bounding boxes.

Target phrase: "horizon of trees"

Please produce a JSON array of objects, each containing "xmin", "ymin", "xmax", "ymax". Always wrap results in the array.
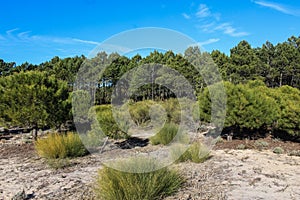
[{"xmin": 0, "ymin": 35, "xmax": 299, "ymax": 140}]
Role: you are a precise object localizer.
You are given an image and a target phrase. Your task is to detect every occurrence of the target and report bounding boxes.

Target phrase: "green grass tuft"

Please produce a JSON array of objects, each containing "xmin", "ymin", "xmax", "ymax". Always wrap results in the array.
[
  {"xmin": 35, "ymin": 132, "xmax": 88, "ymax": 159},
  {"xmin": 172, "ymin": 142, "xmax": 211, "ymax": 163},
  {"xmin": 94, "ymin": 157, "xmax": 184, "ymax": 200},
  {"xmin": 150, "ymin": 123, "xmax": 186, "ymax": 145}
]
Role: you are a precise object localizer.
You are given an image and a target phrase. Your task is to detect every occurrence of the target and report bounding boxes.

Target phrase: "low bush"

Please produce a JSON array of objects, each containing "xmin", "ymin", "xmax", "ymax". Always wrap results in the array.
[
  {"xmin": 94, "ymin": 105, "xmax": 129, "ymax": 139},
  {"xmin": 128, "ymin": 100, "xmax": 154, "ymax": 126},
  {"xmin": 273, "ymin": 147, "xmax": 284, "ymax": 154},
  {"xmin": 213, "ymin": 136, "xmax": 224, "ymax": 144},
  {"xmin": 254, "ymin": 140, "xmax": 269, "ymax": 150},
  {"xmin": 288, "ymin": 150, "xmax": 300, "ymax": 157},
  {"xmin": 81, "ymin": 130, "xmax": 105, "ymax": 149},
  {"xmin": 173, "ymin": 142, "xmax": 211, "ymax": 163},
  {"xmin": 162, "ymin": 98, "xmax": 181, "ymax": 124},
  {"xmin": 35, "ymin": 132, "xmax": 88, "ymax": 159},
  {"xmin": 150, "ymin": 123, "xmax": 182, "ymax": 145},
  {"xmin": 237, "ymin": 144, "xmax": 246, "ymax": 150},
  {"xmin": 94, "ymin": 157, "xmax": 184, "ymax": 200}
]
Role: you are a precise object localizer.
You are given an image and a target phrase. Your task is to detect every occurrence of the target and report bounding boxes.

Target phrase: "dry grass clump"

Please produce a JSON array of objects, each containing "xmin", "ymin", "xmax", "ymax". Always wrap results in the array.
[{"xmin": 35, "ymin": 132, "xmax": 88, "ymax": 159}]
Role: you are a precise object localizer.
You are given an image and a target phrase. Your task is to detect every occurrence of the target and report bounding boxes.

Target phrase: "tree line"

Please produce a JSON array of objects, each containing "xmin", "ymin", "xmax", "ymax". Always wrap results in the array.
[{"xmin": 0, "ymin": 35, "xmax": 299, "ymax": 140}]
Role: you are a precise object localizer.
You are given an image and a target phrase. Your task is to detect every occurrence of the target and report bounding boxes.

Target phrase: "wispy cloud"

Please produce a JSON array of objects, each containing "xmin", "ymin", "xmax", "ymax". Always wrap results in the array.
[
  {"xmin": 72, "ymin": 38, "xmax": 100, "ymax": 45},
  {"xmin": 254, "ymin": 1, "xmax": 300, "ymax": 16},
  {"xmin": 196, "ymin": 4, "xmax": 211, "ymax": 18},
  {"xmin": 183, "ymin": 3, "xmax": 249, "ymax": 37},
  {"xmin": 182, "ymin": 13, "xmax": 191, "ymax": 19},
  {"xmin": 0, "ymin": 29, "xmax": 100, "ymax": 64},
  {"xmin": 198, "ymin": 38, "xmax": 220, "ymax": 46},
  {"xmin": 6, "ymin": 28, "xmax": 19, "ymax": 35},
  {"xmin": 215, "ymin": 23, "xmax": 249, "ymax": 37},
  {"xmin": 0, "ymin": 28, "xmax": 100, "ymax": 46}
]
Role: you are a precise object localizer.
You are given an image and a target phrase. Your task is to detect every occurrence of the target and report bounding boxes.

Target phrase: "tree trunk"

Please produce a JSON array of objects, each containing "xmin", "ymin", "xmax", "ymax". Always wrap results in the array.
[
  {"xmin": 32, "ymin": 126, "xmax": 38, "ymax": 141},
  {"xmin": 279, "ymin": 72, "xmax": 283, "ymax": 87}
]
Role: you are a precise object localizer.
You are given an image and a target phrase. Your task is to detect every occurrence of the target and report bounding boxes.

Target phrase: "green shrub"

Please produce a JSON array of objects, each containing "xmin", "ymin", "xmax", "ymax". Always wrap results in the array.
[
  {"xmin": 273, "ymin": 147, "xmax": 284, "ymax": 154},
  {"xmin": 128, "ymin": 100, "xmax": 154, "ymax": 126},
  {"xmin": 288, "ymin": 150, "xmax": 300, "ymax": 157},
  {"xmin": 172, "ymin": 142, "xmax": 210, "ymax": 163},
  {"xmin": 81, "ymin": 130, "xmax": 105, "ymax": 149},
  {"xmin": 162, "ymin": 98, "xmax": 181, "ymax": 124},
  {"xmin": 94, "ymin": 157, "xmax": 184, "ymax": 200},
  {"xmin": 270, "ymin": 86, "xmax": 300, "ymax": 138},
  {"xmin": 35, "ymin": 132, "xmax": 88, "ymax": 159},
  {"xmin": 94, "ymin": 105, "xmax": 129, "ymax": 139},
  {"xmin": 237, "ymin": 144, "xmax": 246, "ymax": 150},
  {"xmin": 254, "ymin": 140, "xmax": 269, "ymax": 150},
  {"xmin": 150, "ymin": 123, "xmax": 183, "ymax": 145},
  {"xmin": 213, "ymin": 136, "xmax": 224, "ymax": 144},
  {"xmin": 128, "ymin": 99, "xmax": 181, "ymax": 126}
]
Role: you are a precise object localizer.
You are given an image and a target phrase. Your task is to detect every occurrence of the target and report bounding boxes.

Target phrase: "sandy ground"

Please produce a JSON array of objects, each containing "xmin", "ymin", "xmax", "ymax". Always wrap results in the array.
[{"xmin": 0, "ymin": 137, "xmax": 300, "ymax": 200}]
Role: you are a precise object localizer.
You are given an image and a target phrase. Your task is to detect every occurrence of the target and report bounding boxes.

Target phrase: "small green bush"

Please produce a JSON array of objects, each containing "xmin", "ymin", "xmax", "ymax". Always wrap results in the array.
[
  {"xmin": 162, "ymin": 98, "xmax": 181, "ymax": 124},
  {"xmin": 273, "ymin": 147, "xmax": 284, "ymax": 154},
  {"xmin": 288, "ymin": 150, "xmax": 300, "ymax": 157},
  {"xmin": 94, "ymin": 105, "xmax": 129, "ymax": 139},
  {"xmin": 129, "ymin": 100, "xmax": 154, "ymax": 126},
  {"xmin": 172, "ymin": 142, "xmax": 210, "ymax": 163},
  {"xmin": 35, "ymin": 132, "xmax": 88, "ymax": 159},
  {"xmin": 94, "ymin": 157, "xmax": 184, "ymax": 200},
  {"xmin": 213, "ymin": 136, "xmax": 224, "ymax": 144},
  {"xmin": 150, "ymin": 123, "xmax": 182, "ymax": 145},
  {"xmin": 254, "ymin": 140, "xmax": 269, "ymax": 150},
  {"xmin": 237, "ymin": 144, "xmax": 246, "ymax": 150}
]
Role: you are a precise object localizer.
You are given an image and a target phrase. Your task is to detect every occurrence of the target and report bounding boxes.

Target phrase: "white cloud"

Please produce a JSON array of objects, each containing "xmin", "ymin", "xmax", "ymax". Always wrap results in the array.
[
  {"xmin": 184, "ymin": 3, "xmax": 249, "ymax": 37},
  {"xmin": 254, "ymin": 1, "xmax": 300, "ymax": 16},
  {"xmin": 198, "ymin": 22, "xmax": 215, "ymax": 32},
  {"xmin": 0, "ymin": 28, "xmax": 100, "ymax": 61},
  {"xmin": 182, "ymin": 13, "xmax": 191, "ymax": 19},
  {"xmin": 6, "ymin": 28, "xmax": 19, "ymax": 35},
  {"xmin": 1, "ymin": 28, "xmax": 100, "ymax": 46},
  {"xmin": 215, "ymin": 23, "xmax": 249, "ymax": 37},
  {"xmin": 72, "ymin": 38, "xmax": 100, "ymax": 45},
  {"xmin": 196, "ymin": 4, "xmax": 211, "ymax": 18},
  {"xmin": 198, "ymin": 38, "xmax": 220, "ymax": 46}
]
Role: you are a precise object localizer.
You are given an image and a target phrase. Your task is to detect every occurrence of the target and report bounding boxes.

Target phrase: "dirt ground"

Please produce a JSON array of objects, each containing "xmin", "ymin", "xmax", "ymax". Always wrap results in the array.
[{"xmin": 0, "ymin": 135, "xmax": 299, "ymax": 200}]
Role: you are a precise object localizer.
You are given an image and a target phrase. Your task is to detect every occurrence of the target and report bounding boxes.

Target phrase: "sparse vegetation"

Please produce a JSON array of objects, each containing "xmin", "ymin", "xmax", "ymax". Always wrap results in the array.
[
  {"xmin": 237, "ymin": 144, "xmax": 246, "ymax": 150},
  {"xmin": 172, "ymin": 142, "xmax": 211, "ymax": 163},
  {"xmin": 46, "ymin": 158, "xmax": 71, "ymax": 169},
  {"xmin": 273, "ymin": 147, "xmax": 284, "ymax": 154},
  {"xmin": 128, "ymin": 100, "xmax": 154, "ymax": 126},
  {"xmin": 150, "ymin": 123, "xmax": 181, "ymax": 145},
  {"xmin": 254, "ymin": 140, "xmax": 269, "ymax": 150},
  {"xmin": 94, "ymin": 157, "xmax": 184, "ymax": 200},
  {"xmin": 94, "ymin": 105, "xmax": 129, "ymax": 139},
  {"xmin": 35, "ymin": 132, "xmax": 88, "ymax": 159},
  {"xmin": 214, "ymin": 136, "xmax": 224, "ymax": 144},
  {"xmin": 288, "ymin": 150, "xmax": 300, "ymax": 157}
]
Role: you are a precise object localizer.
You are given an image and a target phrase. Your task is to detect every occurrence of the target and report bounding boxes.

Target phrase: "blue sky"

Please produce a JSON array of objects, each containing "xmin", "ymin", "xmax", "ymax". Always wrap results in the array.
[{"xmin": 1, "ymin": 0, "xmax": 300, "ymax": 64}]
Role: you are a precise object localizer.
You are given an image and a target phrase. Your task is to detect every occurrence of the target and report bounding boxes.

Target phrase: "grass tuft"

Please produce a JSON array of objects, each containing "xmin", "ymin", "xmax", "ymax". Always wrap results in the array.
[
  {"xmin": 150, "ymin": 123, "xmax": 187, "ymax": 145},
  {"xmin": 35, "ymin": 132, "xmax": 88, "ymax": 159},
  {"xmin": 171, "ymin": 142, "xmax": 211, "ymax": 163},
  {"xmin": 94, "ymin": 157, "xmax": 184, "ymax": 200}
]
